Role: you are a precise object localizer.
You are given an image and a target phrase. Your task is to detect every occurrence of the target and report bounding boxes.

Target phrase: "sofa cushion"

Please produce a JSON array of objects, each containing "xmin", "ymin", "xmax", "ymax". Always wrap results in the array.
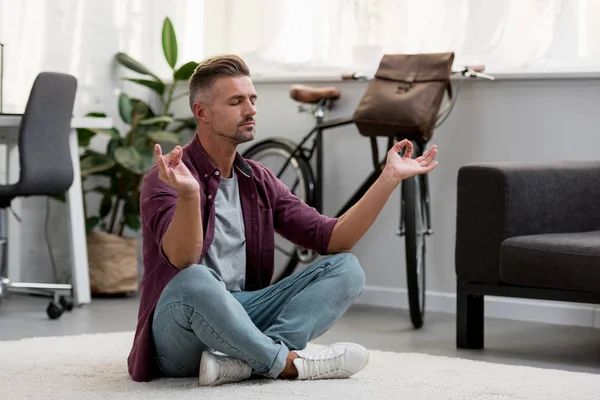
[{"xmin": 500, "ymin": 231, "xmax": 600, "ymax": 293}]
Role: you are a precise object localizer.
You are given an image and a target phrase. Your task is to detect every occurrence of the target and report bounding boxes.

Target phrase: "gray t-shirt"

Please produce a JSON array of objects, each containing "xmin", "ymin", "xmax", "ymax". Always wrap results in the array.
[{"xmin": 202, "ymin": 171, "xmax": 246, "ymax": 292}]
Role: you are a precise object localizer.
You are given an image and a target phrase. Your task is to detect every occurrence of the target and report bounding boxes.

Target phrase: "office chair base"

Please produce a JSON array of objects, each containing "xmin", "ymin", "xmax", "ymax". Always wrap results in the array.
[{"xmin": 1, "ymin": 277, "xmax": 74, "ymax": 319}]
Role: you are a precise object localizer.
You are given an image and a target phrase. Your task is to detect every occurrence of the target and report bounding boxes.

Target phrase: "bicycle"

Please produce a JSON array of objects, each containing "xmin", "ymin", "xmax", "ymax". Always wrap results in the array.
[{"xmin": 242, "ymin": 64, "xmax": 494, "ymax": 329}]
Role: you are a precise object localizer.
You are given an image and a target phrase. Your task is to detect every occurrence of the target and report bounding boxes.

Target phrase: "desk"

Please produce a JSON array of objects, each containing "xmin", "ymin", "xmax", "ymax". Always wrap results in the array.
[{"xmin": 0, "ymin": 115, "xmax": 113, "ymax": 305}]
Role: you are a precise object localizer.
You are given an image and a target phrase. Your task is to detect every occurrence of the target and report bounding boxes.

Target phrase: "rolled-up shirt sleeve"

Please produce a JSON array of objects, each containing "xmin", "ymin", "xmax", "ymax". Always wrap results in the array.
[
  {"xmin": 140, "ymin": 167, "xmax": 178, "ymax": 266},
  {"xmin": 266, "ymin": 168, "xmax": 338, "ymax": 255}
]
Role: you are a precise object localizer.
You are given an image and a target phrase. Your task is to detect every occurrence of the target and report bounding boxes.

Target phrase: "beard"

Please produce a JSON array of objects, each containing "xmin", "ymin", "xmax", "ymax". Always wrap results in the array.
[
  {"xmin": 234, "ymin": 125, "xmax": 255, "ymax": 144},
  {"xmin": 214, "ymin": 125, "xmax": 255, "ymax": 145}
]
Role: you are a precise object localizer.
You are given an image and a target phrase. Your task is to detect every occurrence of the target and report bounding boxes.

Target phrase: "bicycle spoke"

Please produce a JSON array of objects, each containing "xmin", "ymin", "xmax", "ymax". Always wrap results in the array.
[
  {"xmin": 291, "ymin": 178, "xmax": 300, "ymax": 193},
  {"xmin": 242, "ymin": 141, "xmax": 316, "ymax": 284}
]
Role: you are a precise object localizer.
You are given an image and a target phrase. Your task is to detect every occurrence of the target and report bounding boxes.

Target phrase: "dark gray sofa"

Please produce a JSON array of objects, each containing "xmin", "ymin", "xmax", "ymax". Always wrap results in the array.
[{"xmin": 455, "ymin": 161, "xmax": 600, "ymax": 349}]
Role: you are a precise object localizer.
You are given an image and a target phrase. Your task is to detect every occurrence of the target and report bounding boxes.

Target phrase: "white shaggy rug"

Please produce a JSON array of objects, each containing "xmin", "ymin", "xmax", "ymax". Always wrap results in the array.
[{"xmin": 1, "ymin": 331, "xmax": 599, "ymax": 400}]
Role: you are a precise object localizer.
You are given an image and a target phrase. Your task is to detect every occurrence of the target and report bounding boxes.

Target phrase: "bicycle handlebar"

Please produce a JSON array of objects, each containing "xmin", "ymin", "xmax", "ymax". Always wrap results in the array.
[
  {"xmin": 468, "ymin": 64, "xmax": 486, "ymax": 73},
  {"xmin": 341, "ymin": 72, "xmax": 373, "ymax": 81},
  {"xmin": 451, "ymin": 65, "xmax": 495, "ymax": 80},
  {"xmin": 341, "ymin": 65, "xmax": 495, "ymax": 81}
]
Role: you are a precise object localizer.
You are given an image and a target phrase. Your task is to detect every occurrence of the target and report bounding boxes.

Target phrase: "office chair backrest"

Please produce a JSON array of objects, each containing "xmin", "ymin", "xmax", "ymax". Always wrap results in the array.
[{"xmin": 16, "ymin": 72, "xmax": 77, "ymax": 197}]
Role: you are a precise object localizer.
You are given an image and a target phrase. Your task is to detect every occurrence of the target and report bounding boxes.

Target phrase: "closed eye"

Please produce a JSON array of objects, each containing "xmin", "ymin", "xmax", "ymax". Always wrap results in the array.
[{"xmin": 228, "ymin": 94, "xmax": 258, "ymax": 106}]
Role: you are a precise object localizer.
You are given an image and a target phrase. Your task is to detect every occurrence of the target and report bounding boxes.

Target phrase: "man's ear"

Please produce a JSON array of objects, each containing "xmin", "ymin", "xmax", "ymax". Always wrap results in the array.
[{"xmin": 193, "ymin": 103, "xmax": 210, "ymax": 124}]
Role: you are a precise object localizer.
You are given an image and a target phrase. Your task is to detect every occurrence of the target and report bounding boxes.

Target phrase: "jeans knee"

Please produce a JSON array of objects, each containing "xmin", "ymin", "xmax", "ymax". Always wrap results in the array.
[
  {"xmin": 161, "ymin": 264, "xmax": 223, "ymax": 306},
  {"xmin": 332, "ymin": 252, "xmax": 366, "ymax": 297}
]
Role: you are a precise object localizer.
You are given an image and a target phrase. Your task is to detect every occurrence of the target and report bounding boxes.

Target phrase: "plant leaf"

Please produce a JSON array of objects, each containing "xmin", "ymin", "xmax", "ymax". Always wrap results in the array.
[
  {"xmin": 115, "ymin": 52, "xmax": 160, "ymax": 80},
  {"xmin": 107, "ymin": 138, "xmax": 122, "ymax": 158},
  {"xmin": 162, "ymin": 17, "xmax": 178, "ymax": 69},
  {"xmin": 80, "ymin": 152, "xmax": 116, "ymax": 177},
  {"xmin": 77, "ymin": 128, "xmax": 96, "ymax": 147},
  {"xmin": 114, "ymin": 146, "xmax": 155, "ymax": 175},
  {"xmin": 173, "ymin": 117, "xmax": 196, "ymax": 132},
  {"xmin": 125, "ymin": 78, "xmax": 165, "ymax": 95},
  {"xmin": 173, "ymin": 61, "xmax": 198, "ymax": 80},
  {"xmin": 146, "ymin": 130, "xmax": 181, "ymax": 143},
  {"xmin": 86, "ymin": 216, "xmax": 100, "ymax": 234},
  {"xmin": 124, "ymin": 213, "xmax": 141, "ymax": 230},
  {"xmin": 129, "ymin": 98, "xmax": 152, "ymax": 119},
  {"xmin": 118, "ymin": 93, "xmax": 133, "ymax": 124},
  {"xmin": 139, "ymin": 115, "xmax": 173, "ymax": 126}
]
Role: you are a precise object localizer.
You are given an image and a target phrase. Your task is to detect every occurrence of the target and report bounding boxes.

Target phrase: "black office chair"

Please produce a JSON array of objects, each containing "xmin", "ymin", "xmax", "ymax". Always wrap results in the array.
[{"xmin": 0, "ymin": 72, "xmax": 78, "ymax": 319}]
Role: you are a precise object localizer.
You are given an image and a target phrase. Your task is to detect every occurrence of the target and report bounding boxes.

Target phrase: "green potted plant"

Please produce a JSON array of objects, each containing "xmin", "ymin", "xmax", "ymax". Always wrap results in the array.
[{"xmin": 70, "ymin": 17, "xmax": 197, "ymax": 295}]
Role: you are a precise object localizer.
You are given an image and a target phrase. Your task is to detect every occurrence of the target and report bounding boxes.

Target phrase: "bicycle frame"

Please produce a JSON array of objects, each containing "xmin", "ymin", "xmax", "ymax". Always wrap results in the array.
[{"xmin": 274, "ymin": 98, "xmax": 433, "ymax": 230}]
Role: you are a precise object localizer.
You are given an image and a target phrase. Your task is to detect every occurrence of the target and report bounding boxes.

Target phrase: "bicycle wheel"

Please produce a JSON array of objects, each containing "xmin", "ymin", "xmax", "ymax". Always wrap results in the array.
[
  {"xmin": 401, "ymin": 143, "xmax": 427, "ymax": 329},
  {"xmin": 242, "ymin": 138, "xmax": 317, "ymax": 282}
]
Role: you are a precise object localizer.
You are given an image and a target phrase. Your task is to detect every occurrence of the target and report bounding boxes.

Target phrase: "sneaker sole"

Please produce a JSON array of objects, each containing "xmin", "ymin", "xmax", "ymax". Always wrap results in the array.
[{"xmin": 198, "ymin": 351, "xmax": 216, "ymax": 386}]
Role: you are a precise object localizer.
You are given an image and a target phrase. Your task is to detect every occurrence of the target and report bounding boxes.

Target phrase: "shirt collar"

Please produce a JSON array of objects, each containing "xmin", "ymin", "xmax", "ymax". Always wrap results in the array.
[{"xmin": 187, "ymin": 135, "xmax": 253, "ymax": 180}]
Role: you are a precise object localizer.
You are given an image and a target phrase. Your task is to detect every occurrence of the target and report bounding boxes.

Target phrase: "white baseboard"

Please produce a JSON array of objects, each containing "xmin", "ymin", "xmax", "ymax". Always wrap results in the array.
[{"xmin": 356, "ymin": 285, "xmax": 600, "ymax": 329}]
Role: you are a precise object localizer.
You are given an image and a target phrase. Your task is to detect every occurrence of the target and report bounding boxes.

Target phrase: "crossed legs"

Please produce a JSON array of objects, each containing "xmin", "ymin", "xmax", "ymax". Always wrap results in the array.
[{"xmin": 151, "ymin": 252, "xmax": 365, "ymax": 378}]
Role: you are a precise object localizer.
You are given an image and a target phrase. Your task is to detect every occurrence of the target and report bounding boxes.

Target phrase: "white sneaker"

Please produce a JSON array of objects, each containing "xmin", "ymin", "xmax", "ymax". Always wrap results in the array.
[
  {"xmin": 198, "ymin": 351, "xmax": 252, "ymax": 386},
  {"xmin": 292, "ymin": 342, "xmax": 369, "ymax": 380}
]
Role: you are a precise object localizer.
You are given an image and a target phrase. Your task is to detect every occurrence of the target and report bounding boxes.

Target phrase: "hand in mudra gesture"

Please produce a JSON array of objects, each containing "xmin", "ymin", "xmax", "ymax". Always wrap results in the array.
[
  {"xmin": 154, "ymin": 144, "xmax": 199, "ymax": 197},
  {"xmin": 385, "ymin": 139, "xmax": 438, "ymax": 182}
]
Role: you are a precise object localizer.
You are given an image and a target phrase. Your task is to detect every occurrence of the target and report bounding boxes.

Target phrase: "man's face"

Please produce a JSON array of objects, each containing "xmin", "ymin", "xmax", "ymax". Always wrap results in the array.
[{"xmin": 200, "ymin": 75, "xmax": 257, "ymax": 145}]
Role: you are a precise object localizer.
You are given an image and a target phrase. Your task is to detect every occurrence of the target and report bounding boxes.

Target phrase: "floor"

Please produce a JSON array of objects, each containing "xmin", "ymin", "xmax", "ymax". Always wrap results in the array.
[{"xmin": 1, "ymin": 294, "xmax": 599, "ymax": 375}]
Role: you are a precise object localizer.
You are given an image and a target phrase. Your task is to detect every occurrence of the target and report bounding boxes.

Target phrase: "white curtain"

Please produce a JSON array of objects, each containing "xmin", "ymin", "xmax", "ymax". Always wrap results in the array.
[
  {"xmin": 204, "ymin": 0, "xmax": 600, "ymax": 77},
  {"xmin": 0, "ymin": 0, "xmax": 203, "ymax": 113}
]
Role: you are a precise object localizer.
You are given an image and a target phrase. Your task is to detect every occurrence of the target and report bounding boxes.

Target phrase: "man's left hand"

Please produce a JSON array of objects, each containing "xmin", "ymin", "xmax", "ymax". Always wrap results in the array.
[{"xmin": 384, "ymin": 139, "xmax": 438, "ymax": 183}]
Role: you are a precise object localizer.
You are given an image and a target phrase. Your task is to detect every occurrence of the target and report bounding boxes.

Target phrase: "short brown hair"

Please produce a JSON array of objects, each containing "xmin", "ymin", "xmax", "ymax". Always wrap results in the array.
[{"xmin": 188, "ymin": 54, "xmax": 250, "ymax": 110}]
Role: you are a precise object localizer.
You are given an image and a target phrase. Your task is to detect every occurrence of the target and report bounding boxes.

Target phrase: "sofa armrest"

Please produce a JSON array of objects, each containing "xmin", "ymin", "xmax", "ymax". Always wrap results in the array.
[{"xmin": 455, "ymin": 161, "xmax": 600, "ymax": 284}]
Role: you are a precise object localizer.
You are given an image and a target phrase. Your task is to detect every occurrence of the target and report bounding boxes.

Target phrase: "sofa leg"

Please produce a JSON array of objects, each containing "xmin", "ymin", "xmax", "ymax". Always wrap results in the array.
[{"xmin": 457, "ymin": 284, "xmax": 484, "ymax": 349}]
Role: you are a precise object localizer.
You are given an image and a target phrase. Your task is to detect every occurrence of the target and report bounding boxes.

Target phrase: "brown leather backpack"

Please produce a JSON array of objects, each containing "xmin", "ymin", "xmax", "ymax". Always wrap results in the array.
[{"xmin": 352, "ymin": 52, "xmax": 454, "ymax": 168}]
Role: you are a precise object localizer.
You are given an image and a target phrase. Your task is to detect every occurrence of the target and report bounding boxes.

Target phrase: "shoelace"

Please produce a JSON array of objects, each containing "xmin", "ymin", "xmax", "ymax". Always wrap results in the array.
[
  {"xmin": 302, "ymin": 348, "xmax": 343, "ymax": 379},
  {"xmin": 216, "ymin": 356, "xmax": 249, "ymax": 382}
]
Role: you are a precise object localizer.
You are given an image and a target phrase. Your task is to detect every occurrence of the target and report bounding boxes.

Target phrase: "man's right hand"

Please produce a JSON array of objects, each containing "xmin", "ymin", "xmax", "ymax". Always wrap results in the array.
[{"xmin": 154, "ymin": 144, "xmax": 200, "ymax": 198}]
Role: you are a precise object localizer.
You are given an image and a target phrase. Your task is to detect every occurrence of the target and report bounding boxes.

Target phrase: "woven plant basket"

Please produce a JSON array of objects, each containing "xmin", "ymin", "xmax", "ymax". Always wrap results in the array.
[{"xmin": 87, "ymin": 231, "xmax": 139, "ymax": 295}]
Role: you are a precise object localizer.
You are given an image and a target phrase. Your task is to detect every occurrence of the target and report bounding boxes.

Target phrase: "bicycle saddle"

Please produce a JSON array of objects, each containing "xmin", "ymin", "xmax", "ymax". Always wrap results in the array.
[{"xmin": 289, "ymin": 85, "xmax": 341, "ymax": 103}]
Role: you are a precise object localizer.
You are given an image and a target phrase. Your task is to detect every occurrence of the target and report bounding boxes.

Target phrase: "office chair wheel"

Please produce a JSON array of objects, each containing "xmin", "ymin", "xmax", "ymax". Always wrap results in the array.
[
  {"xmin": 46, "ymin": 301, "xmax": 64, "ymax": 320},
  {"xmin": 59, "ymin": 296, "xmax": 74, "ymax": 311}
]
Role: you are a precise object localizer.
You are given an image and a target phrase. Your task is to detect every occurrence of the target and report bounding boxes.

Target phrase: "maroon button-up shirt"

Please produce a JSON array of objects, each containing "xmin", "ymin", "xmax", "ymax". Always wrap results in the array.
[{"xmin": 127, "ymin": 136, "xmax": 338, "ymax": 382}]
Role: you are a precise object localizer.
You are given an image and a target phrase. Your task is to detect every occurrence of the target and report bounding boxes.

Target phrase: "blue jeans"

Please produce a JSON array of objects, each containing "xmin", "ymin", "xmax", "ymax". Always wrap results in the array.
[{"xmin": 151, "ymin": 252, "xmax": 365, "ymax": 378}]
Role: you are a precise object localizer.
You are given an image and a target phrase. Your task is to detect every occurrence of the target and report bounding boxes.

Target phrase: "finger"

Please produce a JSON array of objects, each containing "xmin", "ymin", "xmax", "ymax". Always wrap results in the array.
[
  {"xmin": 173, "ymin": 145, "xmax": 183, "ymax": 164},
  {"xmin": 154, "ymin": 144, "xmax": 169, "ymax": 175},
  {"xmin": 419, "ymin": 145, "xmax": 438, "ymax": 165},
  {"xmin": 402, "ymin": 140, "xmax": 413, "ymax": 159},
  {"xmin": 390, "ymin": 139, "xmax": 408, "ymax": 154},
  {"xmin": 422, "ymin": 160, "xmax": 439, "ymax": 172},
  {"xmin": 164, "ymin": 145, "xmax": 180, "ymax": 160},
  {"xmin": 163, "ymin": 149, "xmax": 176, "ymax": 162},
  {"xmin": 167, "ymin": 167, "xmax": 177, "ymax": 182},
  {"xmin": 160, "ymin": 151, "xmax": 177, "ymax": 170}
]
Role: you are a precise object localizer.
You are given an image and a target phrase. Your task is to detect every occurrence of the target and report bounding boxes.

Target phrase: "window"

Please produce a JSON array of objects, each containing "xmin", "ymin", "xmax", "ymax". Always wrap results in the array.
[{"xmin": 204, "ymin": 0, "xmax": 600, "ymax": 77}]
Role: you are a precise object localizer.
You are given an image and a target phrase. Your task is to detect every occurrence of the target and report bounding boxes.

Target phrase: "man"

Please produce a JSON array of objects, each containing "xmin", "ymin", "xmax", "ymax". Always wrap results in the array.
[{"xmin": 127, "ymin": 54, "xmax": 438, "ymax": 386}]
